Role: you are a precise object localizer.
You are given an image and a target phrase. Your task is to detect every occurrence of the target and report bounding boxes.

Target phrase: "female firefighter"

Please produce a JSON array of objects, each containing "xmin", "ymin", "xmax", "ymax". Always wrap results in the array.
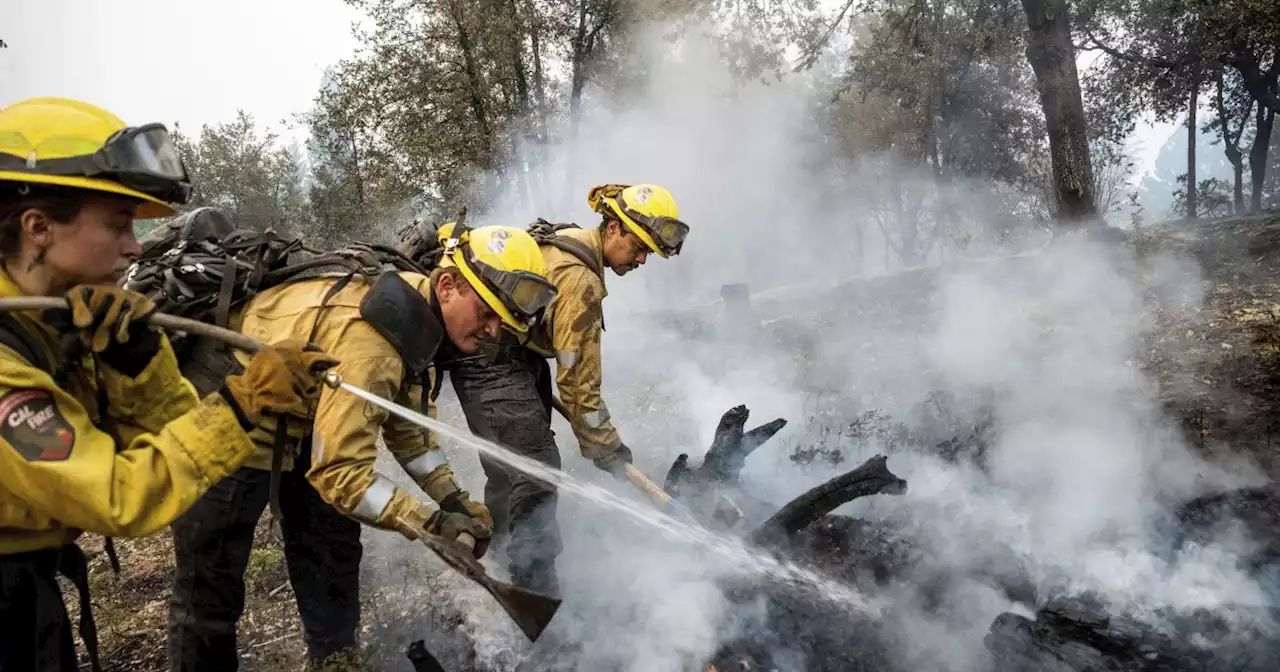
[
  {"xmin": 167, "ymin": 222, "xmax": 559, "ymax": 670},
  {"xmin": 0, "ymin": 97, "xmax": 338, "ymax": 672}
]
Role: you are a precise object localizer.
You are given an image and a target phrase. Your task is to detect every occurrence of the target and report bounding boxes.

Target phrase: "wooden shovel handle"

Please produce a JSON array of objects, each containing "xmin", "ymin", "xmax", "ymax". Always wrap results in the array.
[{"xmin": 549, "ymin": 395, "xmax": 678, "ymax": 509}]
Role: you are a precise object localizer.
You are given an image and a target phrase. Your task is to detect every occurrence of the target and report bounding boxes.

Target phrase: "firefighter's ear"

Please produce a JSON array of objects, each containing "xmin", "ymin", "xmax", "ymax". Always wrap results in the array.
[
  {"xmin": 20, "ymin": 208, "xmax": 53, "ymax": 249},
  {"xmin": 435, "ymin": 270, "xmax": 457, "ymax": 305}
]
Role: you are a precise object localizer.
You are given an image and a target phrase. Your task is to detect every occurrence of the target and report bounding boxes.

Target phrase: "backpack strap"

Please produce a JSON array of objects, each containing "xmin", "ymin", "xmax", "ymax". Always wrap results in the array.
[
  {"xmin": 359, "ymin": 273, "xmax": 443, "ymax": 378},
  {"xmin": 0, "ymin": 314, "xmax": 54, "ymax": 375},
  {"xmin": 527, "ymin": 219, "xmax": 605, "ymax": 280}
]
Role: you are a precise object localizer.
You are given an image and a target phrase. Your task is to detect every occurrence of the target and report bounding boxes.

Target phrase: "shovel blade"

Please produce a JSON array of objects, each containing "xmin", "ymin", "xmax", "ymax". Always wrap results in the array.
[
  {"xmin": 418, "ymin": 533, "xmax": 562, "ymax": 641},
  {"xmin": 483, "ymin": 578, "xmax": 563, "ymax": 641}
]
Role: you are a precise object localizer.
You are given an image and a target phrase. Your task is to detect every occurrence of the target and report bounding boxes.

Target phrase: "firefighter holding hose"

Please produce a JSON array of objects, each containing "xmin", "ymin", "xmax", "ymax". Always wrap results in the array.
[
  {"xmin": 0, "ymin": 97, "xmax": 338, "ymax": 672},
  {"xmin": 166, "ymin": 221, "xmax": 559, "ymax": 670}
]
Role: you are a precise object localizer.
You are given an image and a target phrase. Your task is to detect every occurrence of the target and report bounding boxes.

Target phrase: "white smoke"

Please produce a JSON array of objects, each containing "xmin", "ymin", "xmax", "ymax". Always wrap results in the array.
[{"xmin": 355, "ymin": 16, "xmax": 1274, "ymax": 672}]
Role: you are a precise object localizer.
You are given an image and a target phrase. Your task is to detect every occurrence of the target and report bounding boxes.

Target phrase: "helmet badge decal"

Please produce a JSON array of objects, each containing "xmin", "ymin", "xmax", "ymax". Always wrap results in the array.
[{"xmin": 633, "ymin": 186, "xmax": 652, "ymax": 205}]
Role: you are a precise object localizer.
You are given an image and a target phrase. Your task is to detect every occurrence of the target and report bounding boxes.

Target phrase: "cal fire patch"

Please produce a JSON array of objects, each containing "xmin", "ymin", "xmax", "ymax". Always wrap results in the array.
[{"xmin": 0, "ymin": 389, "xmax": 75, "ymax": 461}]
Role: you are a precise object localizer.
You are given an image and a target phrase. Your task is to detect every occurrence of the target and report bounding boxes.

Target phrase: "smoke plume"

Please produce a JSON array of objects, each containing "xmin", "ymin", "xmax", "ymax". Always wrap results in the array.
[{"xmin": 357, "ymin": 18, "xmax": 1274, "ymax": 672}]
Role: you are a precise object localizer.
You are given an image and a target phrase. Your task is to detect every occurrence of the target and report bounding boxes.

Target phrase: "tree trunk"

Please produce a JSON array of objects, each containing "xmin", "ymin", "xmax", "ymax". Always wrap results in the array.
[
  {"xmin": 346, "ymin": 117, "xmax": 366, "ymax": 212},
  {"xmin": 1020, "ymin": 0, "xmax": 1097, "ymax": 224},
  {"xmin": 569, "ymin": 0, "xmax": 591, "ymax": 140},
  {"xmin": 448, "ymin": 0, "xmax": 494, "ymax": 173},
  {"xmin": 521, "ymin": 0, "xmax": 549, "ymax": 210},
  {"xmin": 1234, "ymin": 161, "xmax": 1246, "ymax": 213},
  {"xmin": 1187, "ymin": 66, "xmax": 1200, "ymax": 219},
  {"xmin": 1250, "ymin": 105, "xmax": 1275, "ymax": 212},
  {"xmin": 508, "ymin": 0, "xmax": 531, "ymax": 122},
  {"xmin": 1224, "ymin": 49, "xmax": 1280, "ymax": 116},
  {"xmin": 1214, "ymin": 70, "xmax": 1249, "ymax": 214}
]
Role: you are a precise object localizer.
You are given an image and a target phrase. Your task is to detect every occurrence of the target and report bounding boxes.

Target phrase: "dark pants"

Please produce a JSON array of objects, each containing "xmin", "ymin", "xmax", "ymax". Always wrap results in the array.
[
  {"xmin": 0, "ymin": 548, "xmax": 83, "ymax": 672},
  {"xmin": 449, "ymin": 344, "xmax": 563, "ymax": 597},
  {"xmin": 168, "ymin": 459, "xmax": 363, "ymax": 671}
]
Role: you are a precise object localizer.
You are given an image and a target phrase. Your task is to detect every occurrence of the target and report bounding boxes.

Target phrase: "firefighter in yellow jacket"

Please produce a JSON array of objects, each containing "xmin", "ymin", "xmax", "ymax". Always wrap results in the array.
[
  {"xmin": 438, "ymin": 184, "xmax": 689, "ymax": 596},
  {"xmin": 167, "ymin": 224, "xmax": 558, "ymax": 670},
  {"xmin": 0, "ymin": 97, "xmax": 337, "ymax": 672}
]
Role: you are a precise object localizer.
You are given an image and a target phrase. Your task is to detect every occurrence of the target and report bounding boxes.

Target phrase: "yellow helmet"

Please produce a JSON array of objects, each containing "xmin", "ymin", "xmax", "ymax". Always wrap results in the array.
[
  {"xmin": 587, "ymin": 183, "xmax": 690, "ymax": 258},
  {"xmin": 0, "ymin": 97, "xmax": 192, "ymax": 219},
  {"xmin": 436, "ymin": 223, "xmax": 558, "ymax": 333}
]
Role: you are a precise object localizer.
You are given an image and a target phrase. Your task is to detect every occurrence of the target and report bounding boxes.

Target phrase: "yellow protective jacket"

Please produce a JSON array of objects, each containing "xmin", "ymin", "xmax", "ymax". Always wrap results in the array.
[
  {"xmin": 0, "ymin": 270, "xmax": 258, "ymax": 555},
  {"xmin": 526, "ymin": 227, "xmax": 624, "ymax": 459},
  {"xmin": 232, "ymin": 271, "xmax": 461, "ymax": 536}
]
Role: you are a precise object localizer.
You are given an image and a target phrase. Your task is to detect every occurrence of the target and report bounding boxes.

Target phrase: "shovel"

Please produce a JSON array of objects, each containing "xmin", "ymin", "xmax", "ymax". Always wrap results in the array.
[
  {"xmin": 394, "ymin": 517, "xmax": 561, "ymax": 641},
  {"xmin": 0, "ymin": 296, "xmax": 561, "ymax": 641},
  {"xmin": 549, "ymin": 396, "xmax": 702, "ymax": 524}
]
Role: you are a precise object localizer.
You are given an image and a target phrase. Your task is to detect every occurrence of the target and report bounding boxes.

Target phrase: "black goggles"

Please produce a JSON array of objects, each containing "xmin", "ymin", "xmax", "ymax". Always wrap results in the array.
[
  {"xmin": 619, "ymin": 203, "xmax": 689, "ymax": 254},
  {"xmin": 0, "ymin": 123, "xmax": 192, "ymax": 205},
  {"xmin": 465, "ymin": 252, "xmax": 558, "ymax": 325}
]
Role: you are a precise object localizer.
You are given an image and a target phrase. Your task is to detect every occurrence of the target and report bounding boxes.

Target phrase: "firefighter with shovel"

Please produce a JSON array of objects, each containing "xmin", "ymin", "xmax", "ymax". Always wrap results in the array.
[
  {"xmin": 162, "ymin": 219, "xmax": 559, "ymax": 670},
  {"xmin": 403, "ymin": 184, "xmax": 691, "ymax": 598},
  {"xmin": 0, "ymin": 97, "xmax": 337, "ymax": 672}
]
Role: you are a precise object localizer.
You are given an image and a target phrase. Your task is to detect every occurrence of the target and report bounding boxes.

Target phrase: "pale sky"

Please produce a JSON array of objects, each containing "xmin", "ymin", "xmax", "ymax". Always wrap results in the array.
[
  {"xmin": 0, "ymin": 0, "xmax": 363, "ymax": 145},
  {"xmin": 2, "ymin": 1, "xmax": 1170, "ymax": 179}
]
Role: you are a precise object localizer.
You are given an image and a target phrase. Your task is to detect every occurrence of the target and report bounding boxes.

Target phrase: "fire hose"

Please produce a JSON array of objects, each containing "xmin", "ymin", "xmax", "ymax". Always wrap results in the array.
[{"xmin": 0, "ymin": 296, "xmax": 560, "ymax": 640}]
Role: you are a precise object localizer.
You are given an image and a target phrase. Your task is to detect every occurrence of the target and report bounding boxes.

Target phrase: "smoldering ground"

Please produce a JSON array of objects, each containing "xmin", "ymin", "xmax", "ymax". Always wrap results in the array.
[{"xmin": 344, "ymin": 20, "xmax": 1277, "ymax": 672}]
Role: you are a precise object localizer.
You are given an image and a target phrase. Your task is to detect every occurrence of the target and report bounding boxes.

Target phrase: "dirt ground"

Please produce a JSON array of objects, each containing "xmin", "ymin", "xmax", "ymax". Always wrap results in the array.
[{"xmin": 64, "ymin": 212, "xmax": 1280, "ymax": 670}]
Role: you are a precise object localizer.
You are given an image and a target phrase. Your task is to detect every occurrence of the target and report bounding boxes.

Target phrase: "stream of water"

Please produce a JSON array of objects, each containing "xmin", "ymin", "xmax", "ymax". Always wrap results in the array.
[{"xmin": 343, "ymin": 382, "xmax": 880, "ymax": 615}]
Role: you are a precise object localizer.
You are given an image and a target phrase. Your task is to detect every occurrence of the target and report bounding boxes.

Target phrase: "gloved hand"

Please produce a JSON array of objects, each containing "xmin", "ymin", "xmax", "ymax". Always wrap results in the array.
[
  {"xmin": 53, "ymin": 285, "xmax": 161, "ymax": 376},
  {"xmin": 425, "ymin": 506, "xmax": 493, "ymax": 559},
  {"xmin": 440, "ymin": 490, "xmax": 493, "ymax": 533},
  {"xmin": 592, "ymin": 442, "xmax": 634, "ymax": 479},
  {"xmin": 219, "ymin": 340, "xmax": 339, "ymax": 427}
]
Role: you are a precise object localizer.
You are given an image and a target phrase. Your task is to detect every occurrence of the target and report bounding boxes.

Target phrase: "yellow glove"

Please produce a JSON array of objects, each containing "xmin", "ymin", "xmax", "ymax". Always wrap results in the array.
[
  {"xmin": 64, "ymin": 285, "xmax": 158, "ymax": 353},
  {"xmin": 221, "ymin": 340, "xmax": 339, "ymax": 426}
]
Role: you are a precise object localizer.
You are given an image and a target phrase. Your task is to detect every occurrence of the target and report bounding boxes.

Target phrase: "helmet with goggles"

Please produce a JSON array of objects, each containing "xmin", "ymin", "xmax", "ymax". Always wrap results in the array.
[
  {"xmin": 587, "ymin": 183, "xmax": 689, "ymax": 258},
  {"xmin": 437, "ymin": 222, "xmax": 558, "ymax": 334},
  {"xmin": 0, "ymin": 97, "xmax": 191, "ymax": 219}
]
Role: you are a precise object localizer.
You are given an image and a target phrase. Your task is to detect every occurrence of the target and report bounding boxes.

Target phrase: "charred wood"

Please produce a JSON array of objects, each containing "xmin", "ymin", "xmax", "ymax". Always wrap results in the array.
[
  {"xmin": 752, "ymin": 455, "xmax": 907, "ymax": 547},
  {"xmin": 1175, "ymin": 484, "xmax": 1280, "ymax": 569},
  {"xmin": 985, "ymin": 595, "xmax": 1280, "ymax": 671},
  {"xmin": 664, "ymin": 405, "xmax": 787, "ymax": 495}
]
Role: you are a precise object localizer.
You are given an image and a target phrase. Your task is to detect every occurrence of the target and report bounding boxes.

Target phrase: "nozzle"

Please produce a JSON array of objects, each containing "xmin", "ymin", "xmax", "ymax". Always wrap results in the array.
[{"xmin": 323, "ymin": 370, "xmax": 344, "ymax": 389}]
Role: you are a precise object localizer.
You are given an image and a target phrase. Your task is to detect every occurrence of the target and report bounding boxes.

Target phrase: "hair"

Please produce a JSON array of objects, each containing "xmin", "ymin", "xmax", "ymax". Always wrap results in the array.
[
  {"xmin": 429, "ymin": 265, "xmax": 473, "ymax": 296},
  {"xmin": 0, "ymin": 183, "xmax": 87, "ymax": 258}
]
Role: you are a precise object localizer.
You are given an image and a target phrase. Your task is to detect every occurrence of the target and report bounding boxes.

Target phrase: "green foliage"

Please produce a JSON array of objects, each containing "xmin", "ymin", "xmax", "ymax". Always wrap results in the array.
[
  {"xmin": 173, "ymin": 112, "xmax": 311, "ymax": 234},
  {"xmin": 246, "ymin": 546, "xmax": 285, "ymax": 593},
  {"xmin": 1168, "ymin": 174, "xmax": 1233, "ymax": 217}
]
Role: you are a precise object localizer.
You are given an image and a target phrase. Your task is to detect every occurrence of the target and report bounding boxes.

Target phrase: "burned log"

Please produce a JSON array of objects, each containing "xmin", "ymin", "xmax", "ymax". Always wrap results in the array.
[
  {"xmin": 706, "ymin": 457, "xmax": 912, "ymax": 672},
  {"xmin": 664, "ymin": 404, "xmax": 787, "ymax": 496},
  {"xmin": 985, "ymin": 595, "xmax": 1280, "ymax": 671},
  {"xmin": 752, "ymin": 455, "xmax": 907, "ymax": 547},
  {"xmin": 1175, "ymin": 484, "xmax": 1280, "ymax": 571},
  {"xmin": 663, "ymin": 404, "xmax": 787, "ymax": 528}
]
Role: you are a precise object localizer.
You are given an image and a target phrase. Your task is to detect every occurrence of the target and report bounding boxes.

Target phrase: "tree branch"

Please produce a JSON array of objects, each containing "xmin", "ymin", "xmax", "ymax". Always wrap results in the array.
[
  {"xmin": 1223, "ymin": 45, "xmax": 1280, "ymax": 114},
  {"xmin": 1078, "ymin": 26, "xmax": 1188, "ymax": 70},
  {"xmin": 792, "ymin": 0, "xmax": 859, "ymax": 73}
]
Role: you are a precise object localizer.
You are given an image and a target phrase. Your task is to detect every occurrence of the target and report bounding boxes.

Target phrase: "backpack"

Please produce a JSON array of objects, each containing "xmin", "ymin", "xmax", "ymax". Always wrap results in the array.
[
  {"xmin": 125, "ymin": 207, "xmax": 434, "ymax": 395},
  {"xmin": 525, "ymin": 219, "xmax": 604, "ymax": 279},
  {"xmin": 125, "ymin": 207, "xmax": 442, "ymax": 531}
]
